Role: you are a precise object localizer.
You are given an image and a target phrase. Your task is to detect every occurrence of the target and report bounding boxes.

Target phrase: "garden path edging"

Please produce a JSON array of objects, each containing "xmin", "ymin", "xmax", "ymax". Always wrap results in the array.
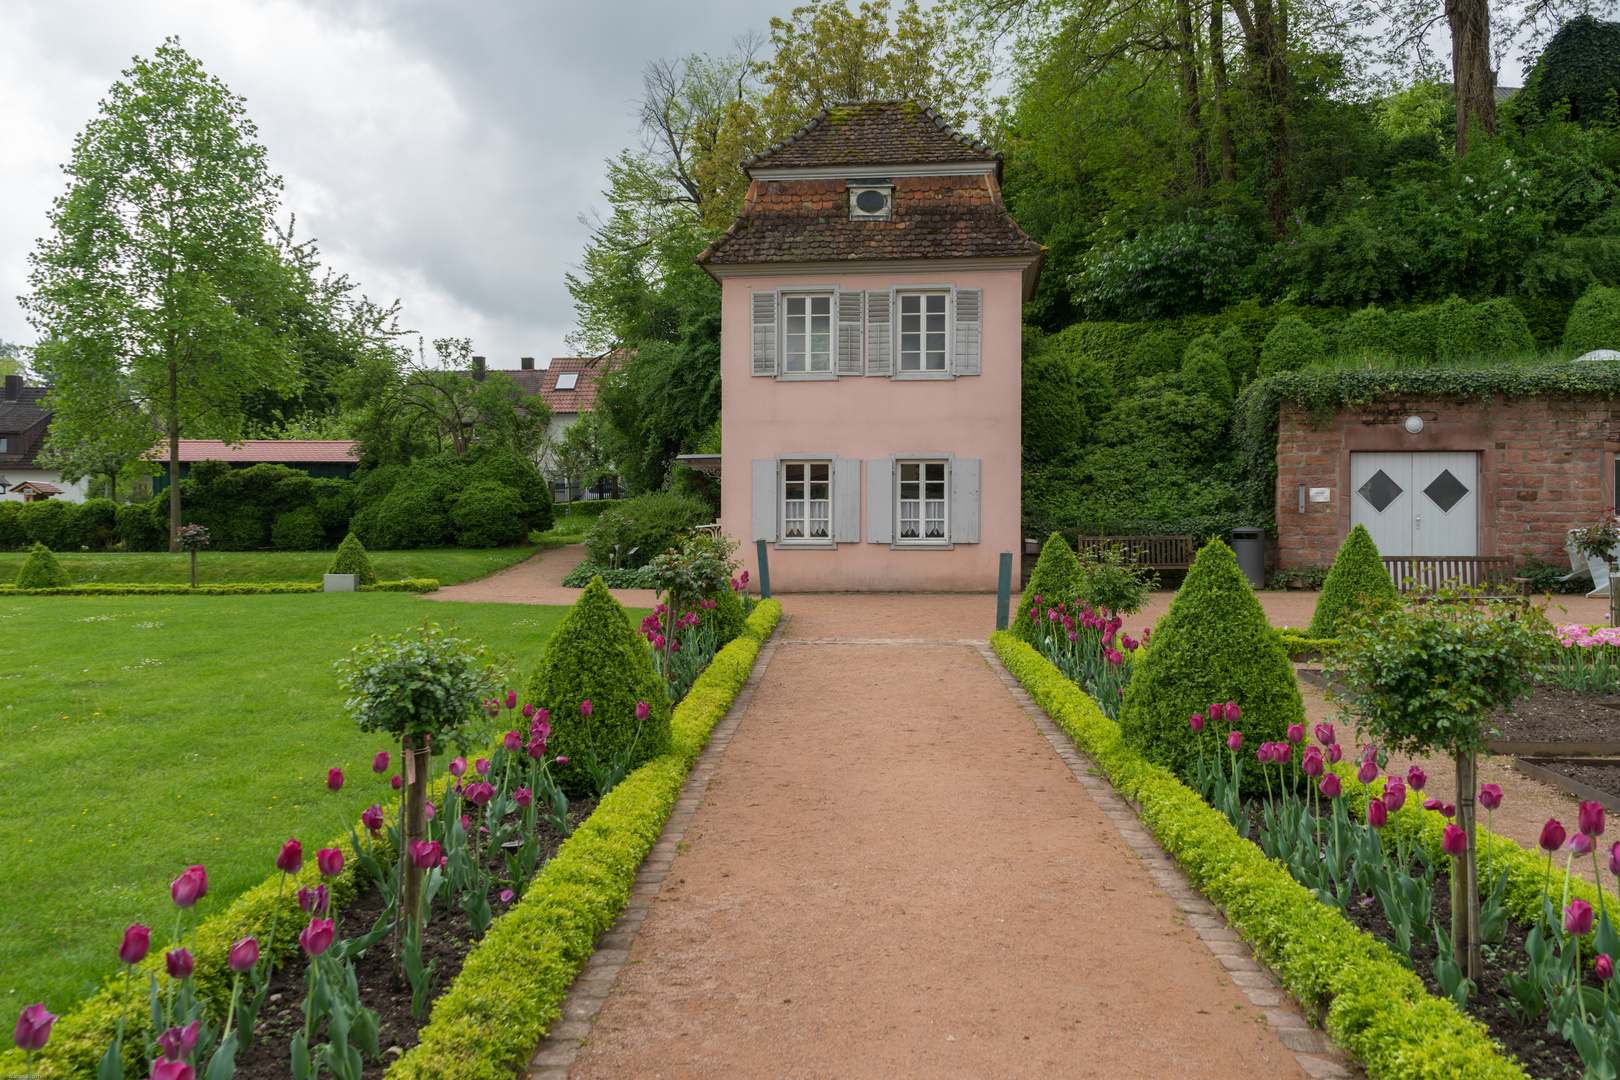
[
  {"xmin": 522, "ymin": 613, "xmax": 789, "ymax": 1079},
  {"xmin": 975, "ymin": 643, "xmax": 1362, "ymax": 1080}
]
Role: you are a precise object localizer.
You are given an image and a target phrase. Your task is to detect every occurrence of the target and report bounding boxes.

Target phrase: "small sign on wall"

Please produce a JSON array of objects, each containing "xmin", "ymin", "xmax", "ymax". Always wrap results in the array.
[{"xmin": 1309, "ymin": 488, "xmax": 1332, "ymax": 503}]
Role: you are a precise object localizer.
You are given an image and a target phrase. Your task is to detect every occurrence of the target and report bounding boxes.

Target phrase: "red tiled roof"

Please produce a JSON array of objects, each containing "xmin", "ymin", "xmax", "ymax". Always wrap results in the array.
[
  {"xmin": 150, "ymin": 440, "xmax": 360, "ymax": 464},
  {"xmin": 483, "ymin": 356, "xmax": 616, "ymax": 415},
  {"xmin": 12, "ymin": 480, "xmax": 62, "ymax": 494},
  {"xmin": 746, "ymin": 101, "xmax": 998, "ymax": 170}
]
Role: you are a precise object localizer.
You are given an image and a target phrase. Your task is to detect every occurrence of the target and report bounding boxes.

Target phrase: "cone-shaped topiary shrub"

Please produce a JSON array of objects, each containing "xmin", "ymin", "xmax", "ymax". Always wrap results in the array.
[
  {"xmin": 1307, "ymin": 523, "xmax": 1397, "ymax": 639},
  {"xmin": 1118, "ymin": 540, "xmax": 1304, "ymax": 788},
  {"xmin": 326, "ymin": 532, "xmax": 376, "ymax": 584},
  {"xmin": 703, "ymin": 586, "xmax": 747, "ymax": 649},
  {"xmin": 16, "ymin": 541, "xmax": 70, "ymax": 588},
  {"xmin": 1014, "ymin": 532, "xmax": 1083, "ymax": 642},
  {"xmin": 523, "ymin": 575, "xmax": 671, "ymax": 794}
]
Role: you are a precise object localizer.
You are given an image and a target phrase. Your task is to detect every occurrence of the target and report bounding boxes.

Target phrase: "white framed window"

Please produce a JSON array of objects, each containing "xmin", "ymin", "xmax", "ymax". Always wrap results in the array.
[
  {"xmin": 898, "ymin": 292, "xmax": 948, "ymax": 372},
  {"xmin": 783, "ymin": 294, "xmax": 832, "ymax": 373},
  {"xmin": 896, "ymin": 460, "xmax": 948, "ymax": 542},
  {"xmin": 782, "ymin": 460, "xmax": 832, "ymax": 542}
]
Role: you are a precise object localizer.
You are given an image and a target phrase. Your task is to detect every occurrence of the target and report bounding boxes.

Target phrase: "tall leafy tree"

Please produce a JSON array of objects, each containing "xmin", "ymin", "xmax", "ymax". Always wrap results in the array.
[{"xmin": 23, "ymin": 38, "xmax": 299, "ymax": 550}]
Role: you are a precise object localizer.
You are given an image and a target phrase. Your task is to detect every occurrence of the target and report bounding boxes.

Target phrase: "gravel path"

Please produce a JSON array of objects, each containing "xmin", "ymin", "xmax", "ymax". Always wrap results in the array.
[
  {"xmin": 424, "ymin": 544, "xmax": 660, "ymax": 609},
  {"xmin": 567, "ymin": 596, "xmax": 1311, "ymax": 1079}
]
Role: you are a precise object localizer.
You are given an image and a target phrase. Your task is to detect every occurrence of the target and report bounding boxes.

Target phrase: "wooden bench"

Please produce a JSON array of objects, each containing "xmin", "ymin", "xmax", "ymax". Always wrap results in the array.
[
  {"xmin": 1023, "ymin": 535, "xmax": 1195, "ymax": 585},
  {"xmin": 1380, "ymin": 555, "xmax": 1529, "ymax": 599}
]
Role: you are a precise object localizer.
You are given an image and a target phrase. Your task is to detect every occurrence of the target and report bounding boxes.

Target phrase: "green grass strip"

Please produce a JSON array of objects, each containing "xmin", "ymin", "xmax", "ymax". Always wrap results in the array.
[
  {"xmin": 0, "ymin": 579, "xmax": 438, "ymax": 596},
  {"xmin": 991, "ymin": 631, "xmax": 1527, "ymax": 1079},
  {"xmin": 387, "ymin": 599, "xmax": 783, "ymax": 1080}
]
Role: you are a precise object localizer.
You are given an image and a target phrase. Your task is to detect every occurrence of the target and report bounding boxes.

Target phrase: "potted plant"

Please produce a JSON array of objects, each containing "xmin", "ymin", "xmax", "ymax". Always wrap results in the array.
[{"xmin": 1572, "ymin": 509, "xmax": 1620, "ymax": 596}]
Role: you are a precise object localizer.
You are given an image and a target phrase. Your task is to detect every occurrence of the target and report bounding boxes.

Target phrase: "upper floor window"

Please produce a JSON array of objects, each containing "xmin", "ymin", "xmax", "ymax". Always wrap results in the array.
[
  {"xmin": 782, "ymin": 460, "xmax": 831, "ymax": 541},
  {"xmin": 784, "ymin": 295, "xmax": 832, "ymax": 373},
  {"xmin": 897, "ymin": 460, "xmax": 948, "ymax": 542},
  {"xmin": 898, "ymin": 292, "xmax": 948, "ymax": 372}
]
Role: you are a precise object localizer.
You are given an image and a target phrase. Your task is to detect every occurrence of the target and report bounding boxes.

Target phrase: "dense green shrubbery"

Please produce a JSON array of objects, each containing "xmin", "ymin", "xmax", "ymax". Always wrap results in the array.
[
  {"xmin": 1565, "ymin": 283, "xmax": 1620, "ymax": 355},
  {"xmin": 1259, "ymin": 315, "xmax": 1325, "ymax": 376},
  {"xmin": 560, "ymin": 562, "xmax": 653, "ymax": 588},
  {"xmin": 354, "ymin": 448, "xmax": 552, "ymax": 551},
  {"xmin": 1432, "ymin": 295, "xmax": 1536, "ymax": 360},
  {"xmin": 326, "ymin": 532, "xmax": 376, "ymax": 583},
  {"xmin": 1118, "ymin": 540, "xmax": 1304, "ymax": 787},
  {"xmin": 523, "ymin": 576, "xmax": 672, "ymax": 794},
  {"xmin": 15, "ymin": 542, "xmax": 70, "ymax": 588},
  {"xmin": 1334, "ymin": 304, "xmax": 1402, "ymax": 357},
  {"xmin": 583, "ymin": 491, "xmax": 710, "ymax": 570},
  {"xmin": 1180, "ymin": 336, "xmax": 1234, "ymax": 402},
  {"xmin": 451, "ymin": 480, "xmax": 529, "ymax": 548},
  {"xmin": 703, "ymin": 586, "xmax": 747, "ymax": 648},
  {"xmin": 1308, "ymin": 523, "xmax": 1398, "ymax": 638}
]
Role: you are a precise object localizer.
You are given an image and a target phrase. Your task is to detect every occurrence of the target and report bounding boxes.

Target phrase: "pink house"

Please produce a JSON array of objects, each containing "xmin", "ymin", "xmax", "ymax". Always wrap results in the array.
[{"xmin": 698, "ymin": 101, "xmax": 1044, "ymax": 591}]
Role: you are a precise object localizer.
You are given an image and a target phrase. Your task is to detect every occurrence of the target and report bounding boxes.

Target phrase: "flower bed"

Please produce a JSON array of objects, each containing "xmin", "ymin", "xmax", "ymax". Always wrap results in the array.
[
  {"xmin": 0, "ymin": 579, "xmax": 440, "ymax": 596},
  {"xmin": 992, "ymin": 632, "xmax": 1528, "ymax": 1078}
]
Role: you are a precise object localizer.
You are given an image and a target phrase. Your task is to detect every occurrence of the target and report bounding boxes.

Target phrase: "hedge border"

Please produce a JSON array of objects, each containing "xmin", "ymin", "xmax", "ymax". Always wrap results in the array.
[
  {"xmin": 992, "ymin": 632, "xmax": 1528, "ymax": 1079},
  {"xmin": 386, "ymin": 598, "xmax": 784, "ymax": 1080},
  {"xmin": 0, "ymin": 579, "xmax": 439, "ymax": 596}
]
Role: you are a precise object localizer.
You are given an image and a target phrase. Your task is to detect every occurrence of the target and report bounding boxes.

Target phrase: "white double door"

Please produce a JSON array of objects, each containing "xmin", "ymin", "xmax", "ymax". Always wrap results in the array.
[{"xmin": 1349, "ymin": 452, "xmax": 1479, "ymax": 557}]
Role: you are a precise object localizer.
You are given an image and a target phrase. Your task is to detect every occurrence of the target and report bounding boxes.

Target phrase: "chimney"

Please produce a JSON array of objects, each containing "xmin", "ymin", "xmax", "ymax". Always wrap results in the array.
[
  {"xmin": 472, "ymin": 356, "xmax": 486, "ymax": 382},
  {"xmin": 520, "ymin": 356, "xmax": 535, "ymax": 370},
  {"xmin": 3, "ymin": 375, "xmax": 19, "ymax": 401}
]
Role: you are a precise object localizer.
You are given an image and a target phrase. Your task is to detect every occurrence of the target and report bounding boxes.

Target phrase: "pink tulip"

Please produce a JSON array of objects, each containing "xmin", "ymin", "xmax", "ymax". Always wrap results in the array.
[
  {"xmin": 475, "ymin": 757, "xmax": 491, "ymax": 777},
  {"xmin": 1189, "ymin": 713, "xmax": 1205, "ymax": 734},
  {"xmin": 157, "ymin": 1020, "xmax": 200, "ymax": 1063},
  {"xmin": 1228, "ymin": 730, "xmax": 1243, "ymax": 752},
  {"xmin": 1568, "ymin": 898, "xmax": 1596, "ymax": 936},
  {"xmin": 556, "ymin": 756, "xmax": 568, "ymax": 764},
  {"xmin": 1442, "ymin": 823, "xmax": 1468, "ymax": 857},
  {"xmin": 1383, "ymin": 780, "xmax": 1407, "ymax": 814},
  {"xmin": 372, "ymin": 751, "xmax": 390, "ymax": 773},
  {"xmin": 1286, "ymin": 723, "xmax": 1304, "ymax": 744},
  {"xmin": 1581, "ymin": 800, "xmax": 1606, "ymax": 838},
  {"xmin": 188, "ymin": 865, "xmax": 208, "ymax": 899},
  {"xmin": 165, "ymin": 948, "xmax": 194, "ymax": 979},
  {"xmin": 459, "ymin": 813, "xmax": 472, "ymax": 832},
  {"xmin": 391, "ymin": 774, "xmax": 402, "ymax": 790},
  {"xmin": 1541, "ymin": 819, "xmax": 1568, "ymax": 852},
  {"xmin": 522, "ymin": 703, "xmax": 536, "ymax": 720},
  {"xmin": 410, "ymin": 840, "xmax": 445, "ymax": 869},
  {"xmin": 1274, "ymin": 743, "xmax": 1292, "ymax": 766},
  {"xmin": 316, "ymin": 848, "xmax": 344, "ymax": 878},
  {"xmin": 119, "ymin": 923, "xmax": 151, "ymax": 965},
  {"xmin": 12, "ymin": 1002, "xmax": 55, "ymax": 1053},
  {"xmin": 227, "ymin": 937, "xmax": 258, "ymax": 973},
  {"xmin": 276, "ymin": 838, "xmax": 303, "ymax": 874},
  {"xmin": 171, "ymin": 868, "xmax": 205, "ymax": 909},
  {"xmin": 1357, "ymin": 759, "xmax": 1378, "ymax": 785},
  {"xmin": 152, "ymin": 1062, "xmax": 194, "ymax": 1080},
  {"xmin": 1301, "ymin": 748, "xmax": 1324, "ymax": 778},
  {"xmin": 1610, "ymin": 841, "xmax": 1620, "ymax": 878},
  {"xmin": 299, "ymin": 918, "xmax": 335, "ymax": 957},
  {"xmin": 636, "ymin": 701, "xmax": 651, "ymax": 722},
  {"xmin": 425, "ymin": 802, "xmax": 436, "ymax": 820},
  {"xmin": 500, "ymin": 888, "xmax": 515, "ymax": 902},
  {"xmin": 514, "ymin": 787, "xmax": 533, "ymax": 808},
  {"xmin": 1315, "ymin": 723, "xmax": 1336, "ymax": 746},
  {"xmin": 361, "ymin": 804, "xmax": 385, "ymax": 834},
  {"xmin": 504, "ymin": 731, "xmax": 521, "ymax": 752},
  {"xmin": 1600, "ymin": 955, "xmax": 1615, "ymax": 981},
  {"xmin": 449, "ymin": 757, "xmax": 467, "ymax": 778},
  {"xmin": 1319, "ymin": 774, "xmax": 1341, "ymax": 799},
  {"xmin": 1572, "ymin": 833, "xmax": 1595, "ymax": 856},
  {"xmin": 1224, "ymin": 702, "xmax": 1240, "ymax": 723},
  {"xmin": 580, "ymin": 699, "xmax": 593, "ymax": 718},
  {"xmin": 1368, "ymin": 800, "xmax": 1388, "ymax": 829},
  {"xmin": 469, "ymin": 781, "xmax": 496, "ymax": 807},
  {"xmin": 505, "ymin": 690, "xmax": 518, "ymax": 709},
  {"xmin": 296, "ymin": 885, "xmax": 330, "ymax": 916},
  {"xmin": 1407, "ymin": 765, "xmax": 1427, "ymax": 791},
  {"xmin": 1478, "ymin": 783, "xmax": 1503, "ymax": 811},
  {"xmin": 1327, "ymin": 744, "xmax": 1343, "ymax": 765},
  {"xmin": 1255, "ymin": 742, "xmax": 1273, "ymax": 764},
  {"xmin": 326, "ymin": 768, "xmax": 344, "ymax": 792}
]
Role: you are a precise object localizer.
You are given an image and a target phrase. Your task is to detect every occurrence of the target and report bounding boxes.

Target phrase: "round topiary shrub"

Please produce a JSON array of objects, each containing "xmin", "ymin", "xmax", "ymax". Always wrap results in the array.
[
  {"xmin": 583, "ymin": 492, "xmax": 710, "ymax": 570},
  {"xmin": 523, "ymin": 576, "xmax": 672, "ymax": 795},
  {"xmin": 1122, "ymin": 331, "xmax": 1188, "ymax": 384},
  {"xmin": 272, "ymin": 506, "xmax": 323, "ymax": 551},
  {"xmin": 1335, "ymin": 305, "xmax": 1402, "ymax": 358},
  {"xmin": 1258, "ymin": 316, "xmax": 1324, "ymax": 377},
  {"xmin": 116, "ymin": 501, "xmax": 165, "ymax": 552},
  {"xmin": 451, "ymin": 480, "xmax": 529, "ymax": 548},
  {"xmin": 372, "ymin": 485, "xmax": 452, "ymax": 550},
  {"xmin": 1216, "ymin": 326, "xmax": 1258, "ymax": 386},
  {"xmin": 1307, "ymin": 523, "xmax": 1398, "ymax": 639},
  {"xmin": 16, "ymin": 541, "xmax": 71, "ymax": 588},
  {"xmin": 1014, "ymin": 532, "xmax": 1083, "ymax": 642},
  {"xmin": 1434, "ymin": 296, "xmax": 1535, "ymax": 360},
  {"xmin": 327, "ymin": 532, "xmax": 377, "ymax": 583},
  {"xmin": 1180, "ymin": 337, "xmax": 1234, "ymax": 403},
  {"xmin": 1396, "ymin": 307, "xmax": 1438, "ymax": 362},
  {"xmin": 466, "ymin": 449, "xmax": 553, "ymax": 534},
  {"xmin": 1118, "ymin": 539, "xmax": 1305, "ymax": 789},
  {"xmin": 18, "ymin": 499, "xmax": 76, "ymax": 551},
  {"xmin": 1565, "ymin": 284, "xmax": 1620, "ymax": 356}
]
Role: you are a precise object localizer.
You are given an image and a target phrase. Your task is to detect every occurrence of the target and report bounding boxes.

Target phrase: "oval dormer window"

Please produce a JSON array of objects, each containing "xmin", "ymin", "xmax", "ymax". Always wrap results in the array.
[
  {"xmin": 848, "ymin": 181, "xmax": 893, "ymax": 221},
  {"xmin": 855, "ymin": 189, "xmax": 887, "ymax": 213}
]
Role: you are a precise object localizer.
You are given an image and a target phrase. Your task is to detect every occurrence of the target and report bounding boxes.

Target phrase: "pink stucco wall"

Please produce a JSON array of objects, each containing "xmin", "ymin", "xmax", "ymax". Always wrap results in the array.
[{"xmin": 718, "ymin": 267, "xmax": 1024, "ymax": 592}]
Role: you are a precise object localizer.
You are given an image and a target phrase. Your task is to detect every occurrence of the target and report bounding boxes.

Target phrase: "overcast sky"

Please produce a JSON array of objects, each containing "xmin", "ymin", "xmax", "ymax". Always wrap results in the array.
[{"xmin": 0, "ymin": 0, "xmax": 778, "ymax": 371}]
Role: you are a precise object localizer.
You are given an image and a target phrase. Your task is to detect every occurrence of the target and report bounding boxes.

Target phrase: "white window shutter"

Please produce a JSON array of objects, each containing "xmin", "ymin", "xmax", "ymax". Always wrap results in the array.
[
  {"xmin": 866, "ymin": 459, "xmax": 893, "ymax": 543},
  {"xmin": 751, "ymin": 292, "xmax": 777, "ymax": 377},
  {"xmin": 833, "ymin": 458, "xmax": 861, "ymax": 542},
  {"xmin": 951, "ymin": 458, "xmax": 980, "ymax": 543},
  {"xmin": 837, "ymin": 290, "xmax": 863, "ymax": 376},
  {"xmin": 864, "ymin": 290, "xmax": 891, "ymax": 376},
  {"xmin": 953, "ymin": 288, "xmax": 982, "ymax": 376},
  {"xmin": 751, "ymin": 459, "xmax": 776, "ymax": 541}
]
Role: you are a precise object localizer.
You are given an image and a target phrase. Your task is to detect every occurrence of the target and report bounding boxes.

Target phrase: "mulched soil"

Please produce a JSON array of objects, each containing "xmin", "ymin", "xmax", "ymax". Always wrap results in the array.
[
  {"xmin": 1543, "ymin": 761, "xmax": 1620, "ymax": 799},
  {"xmin": 1488, "ymin": 688, "xmax": 1620, "ymax": 744},
  {"xmin": 234, "ymin": 796, "xmax": 595, "ymax": 1080}
]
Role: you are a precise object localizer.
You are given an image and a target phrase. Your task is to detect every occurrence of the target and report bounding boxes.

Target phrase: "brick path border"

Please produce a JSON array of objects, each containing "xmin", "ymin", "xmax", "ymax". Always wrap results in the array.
[
  {"xmin": 975, "ymin": 642, "xmax": 1360, "ymax": 1080},
  {"xmin": 525, "ymin": 615, "xmax": 790, "ymax": 1079}
]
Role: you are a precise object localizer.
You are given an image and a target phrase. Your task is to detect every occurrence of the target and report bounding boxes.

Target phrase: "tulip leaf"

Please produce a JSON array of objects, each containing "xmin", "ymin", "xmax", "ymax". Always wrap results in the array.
[
  {"xmin": 96, "ymin": 1037, "xmax": 125, "ymax": 1080},
  {"xmin": 204, "ymin": 1031, "xmax": 239, "ymax": 1080}
]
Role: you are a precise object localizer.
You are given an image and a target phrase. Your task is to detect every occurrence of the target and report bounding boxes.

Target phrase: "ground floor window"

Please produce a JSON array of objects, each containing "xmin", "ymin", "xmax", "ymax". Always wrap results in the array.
[
  {"xmin": 897, "ymin": 460, "xmax": 947, "ymax": 541},
  {"xmin": 783, "ymin": 461, "xmax": 831, "ymax": 541}
]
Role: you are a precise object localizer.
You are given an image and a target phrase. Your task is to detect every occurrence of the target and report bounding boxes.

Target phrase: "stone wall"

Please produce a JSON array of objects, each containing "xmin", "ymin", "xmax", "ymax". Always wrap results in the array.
[{"xmin": 1274, "ymin": 394, "xmax": 1619, "ymax": 569}]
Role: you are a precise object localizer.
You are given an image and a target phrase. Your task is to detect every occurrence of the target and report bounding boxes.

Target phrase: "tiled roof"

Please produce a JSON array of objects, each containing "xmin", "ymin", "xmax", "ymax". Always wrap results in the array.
[
  {"xmin": 745, "ymin": 101, "xmax": 998, "ymax": 170},
  {"xmin": 152, "ymin": 440, "xmax": 360, "ymax": 464},
  {"xmin": 698, "ymin": 173, "xmax": 1043, "ymax": 265},
  {"xmin": 0, "ymin": 385, "xmax": 53, "ymax": 468},
  {"xmin": 482, "ymin": 356, "xmax": 615, "ymax": 415},
  {"xmin": 12, "ymin": 480, "xmax": 63, "ymax": 495}
]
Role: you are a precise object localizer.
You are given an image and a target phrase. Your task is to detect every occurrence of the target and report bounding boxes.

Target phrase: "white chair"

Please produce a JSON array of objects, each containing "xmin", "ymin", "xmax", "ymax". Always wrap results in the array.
[{"xmin": 1569, "ymin": 531, "xmax": 1620, "ymax": 597}]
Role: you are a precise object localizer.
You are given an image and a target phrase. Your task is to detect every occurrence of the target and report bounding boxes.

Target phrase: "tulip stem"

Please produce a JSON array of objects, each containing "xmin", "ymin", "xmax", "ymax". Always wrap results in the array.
[
  {"xmin": 1592, "ymin": 846, "xmax": 1609, "ymax": 926},
  {"xmin": 222, "ymin": 972, "xmax": 242, "ymax": 1041},
  {"xmin": 260, "ymin": 872, "xmax": 287, "ymax": 989}
]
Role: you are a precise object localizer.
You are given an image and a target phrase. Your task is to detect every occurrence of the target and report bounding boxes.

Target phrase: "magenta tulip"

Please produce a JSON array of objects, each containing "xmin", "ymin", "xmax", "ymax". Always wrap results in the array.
[
  {"xmin": 297, "ymin": 884, "xmax": 329, "ymax": 916},
  {"xmin": 165, "ymin": 948, "xmax": 194, "ymax": 979},
  {"xmin": 1383, "ymin": 781, "xmax": 1407, "ymax": 814},
  {"xmin": 410, "ymin": 840, "xmax": 445, "ymax": 869},
  {"xmin": 526, "ymin": 736, "xmax": 545, "ymax": 759},
  {"xmin": 1357, "ymin": 759, "xmax": 1378, "ymax": 785},
  {"xmin": 1189, "ymin": 713, "xmax": 1205, "ymax": 734},
  {"xmin": 1228, "ymin": 730, "xmax": 1243, "ymax": 751},
  {"xmin": 1274, "ymin": 743, "xmax": 1292, "ymax": 765},
  {"xmin": 475, "ymin": 757, "xmax": 490, "ymax": 777},
  {"xmin": 1441, "ymin": 823, "xmax": 1468, "ymax": 857},
  {"xmin": 1224, "ymin": 702, "xmax": 1241, "ymax": 723},
  {"xmin": 514, "ymin": 787, "xmax": 533, "ymax": 808},
  {"xmin": 1478, "ymin": 783, "xmax": 1503, "ymax": 811},
  {"xmin": 1301, "ymin": 748, "xmax": 1324, "ymax": 778},
  {"xmin": 372, "ymin": 751, "xmax": 390, "ymax": 773},
  {"xmin": 391, "ymin": 774, "xmax": 402, "ymax": 790},
  {"xmin": 119, "ymin": 923, "xmax": 151, "ymax": 965},
  {"xmin": 580, "ymin": 699, "xmax": 593, "ymax": 718},
  {"xmin": 152, "ymin": 1060, "xmax": 194, "ymax": 1080},
  {"xmin": 188, "ymin": 865, "xmax": 208, "ymax": 899},
  {"xmin": 505, "ymin": 690, "xmax": 518, "ymax": 709},
  {"xmin": 424, "ymin": 802, "xmax": 435, "ymax": 820},
  {"xmin": 361, "ymin": 804, "xmax": 385, "ymax": 834},
  {"xmin": 316, "ymin": 847, "xmax": 344, "ymax": 878},
  {"xmin": 1610, "ymin": 841, "xmax": 1620, "ymax": 878},
  {"xmin": 556, "ymin": 756, "xmax": 568, "ymax": 764},
  {"xmin": 1582, "ymin": 800, "xmax": 1607, "ymax": 838},
  {"xmin": 459, "ymin": 814, "xmax": 472, "ymax": 832},
  {"xmin": 170, "ymin": 868, "xmax": 204, "ymax": 909},
  {"xmin": 1319, "ymin": 774, "xmax": 1341, "ymax": 799},
  {"xmin": 326, "ymin": 768, "xmax": 343, "ymax": 792},
  {"xmin": 1541, "ymin": 818, "xmax": 1568, "ymax": 853},
  {"xmin": 500, "ymin": 888, "xmax": 514, "ymax": 902},
  {"xmin": 522, "ymin": 703, "xmax": 536, "ymax": 720},
  {"xmin": 1572, "ymin": 833, "xmax": 1595, "ymax": 856},
  {"xmin": 448, "ymin": 757, "xmax": 467, "ymax": 778},
  {"xmin": 1600, "ymin": 955, "xmax": 1615, "ymax": 981},
  {"xmin": 1327, "ymin": 744, "xmax": 1343, "ymax": 764},
  {"xmin": 1368, "ymin": 800, "xmax": 1388, "ymax": 829},
  {"xmin": 1568, "ymin": 898, "xmax": 1596, "ymax": 936},
  {"xmin": 299, "ymin": 918, "xmax": 335, "ymax": 957},
  {"xmin": 1407, "ymin": 765, "xmax": 1427, "ymax": 791},
  {"xmin": 276, "ymin": 838, "xmax": 303, "ymax": 874},
  {"xmin": 1286, "ymin": 723, "xmax": 1304, "ymax": 744},
  {"xmin": 635, "ymin": 701, "xmax": 651, "ymax": 722},
  {"xmin": 12, "ymin": 1002, "xmax": 55, "ymax": 1053},
  {"xmin": 503, "ymin": 730, "xmax": 521, "ymax": 752},
  {"xmin": 470, "ymin": 781, "xmax": 496, "ymax": 807},
  {"xmin": 157, "ymin": 1020, "xmax": 200, "ymax": 1062},
  {"xmin": 227, "ymin": 937, "xmax": 258, "ymax": 973},
  {"xmin": 1315, "ymin": 723, "xmax": 1336, "ymax": 746},
  {"xmin": 1255, "ymin": 742, "xmax": 1273, "ymax": 764}
]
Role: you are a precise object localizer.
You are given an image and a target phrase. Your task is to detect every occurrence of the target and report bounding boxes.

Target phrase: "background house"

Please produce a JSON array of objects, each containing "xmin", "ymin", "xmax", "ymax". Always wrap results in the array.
[
  {"xmin": 0, "ymin": 375, "xmax": 89, "ymax": 502},
  {"xmin": 149, "ymin": 440, "xmax": 360, "ymax": 492},
  {"xmin": 471, "ymin": 354, "xmax": 617, "ymax": 501}
]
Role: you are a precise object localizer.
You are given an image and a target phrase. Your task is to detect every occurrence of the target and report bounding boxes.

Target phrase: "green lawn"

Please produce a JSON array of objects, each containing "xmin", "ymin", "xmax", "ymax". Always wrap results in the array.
[
  {"xmin": 0, "ymin": 592, "xmax": 628, "ymax": 1014},
  {"xmin": 0, "ymin": 546, "xmax": 541, "ymax": 587}
]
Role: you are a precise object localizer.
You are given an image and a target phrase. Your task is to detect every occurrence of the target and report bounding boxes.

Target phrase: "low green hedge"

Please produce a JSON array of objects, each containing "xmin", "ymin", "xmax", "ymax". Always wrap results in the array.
[
  {"xmin": 992, "ymin": 632, "xmax": 1526, "ymax": 1079},
  {"xmin": 0, "ymin": 579, "xmax": 439, "ymax": 596},
  {"xmin": 1275, "ymin": 629, "xmax": 1340, "ymax": 656},
  {"xmin": 558, "ymin": 563, "xmax": 652, "ymax": 589},
  {"xmin": 389, "ymin": 598, "xmax": 782, "ymax": 1080}
]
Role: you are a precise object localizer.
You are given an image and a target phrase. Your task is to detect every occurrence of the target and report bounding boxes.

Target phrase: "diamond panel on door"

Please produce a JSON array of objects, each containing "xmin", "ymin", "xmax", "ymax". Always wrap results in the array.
[
  {"xmin": 1358, "ymin": 470, "xmax": 1404, "ymax": 514},
  {"xmin": 1423, "ymin": 469, "xmax": 1469, "ymax": 513}
]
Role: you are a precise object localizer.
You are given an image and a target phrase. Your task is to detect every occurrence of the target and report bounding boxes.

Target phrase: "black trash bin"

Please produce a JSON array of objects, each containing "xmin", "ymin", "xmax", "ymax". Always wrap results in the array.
[{"xmin": 1230, "ymin": 527, "xmax": 1267, "ymax": 588}]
